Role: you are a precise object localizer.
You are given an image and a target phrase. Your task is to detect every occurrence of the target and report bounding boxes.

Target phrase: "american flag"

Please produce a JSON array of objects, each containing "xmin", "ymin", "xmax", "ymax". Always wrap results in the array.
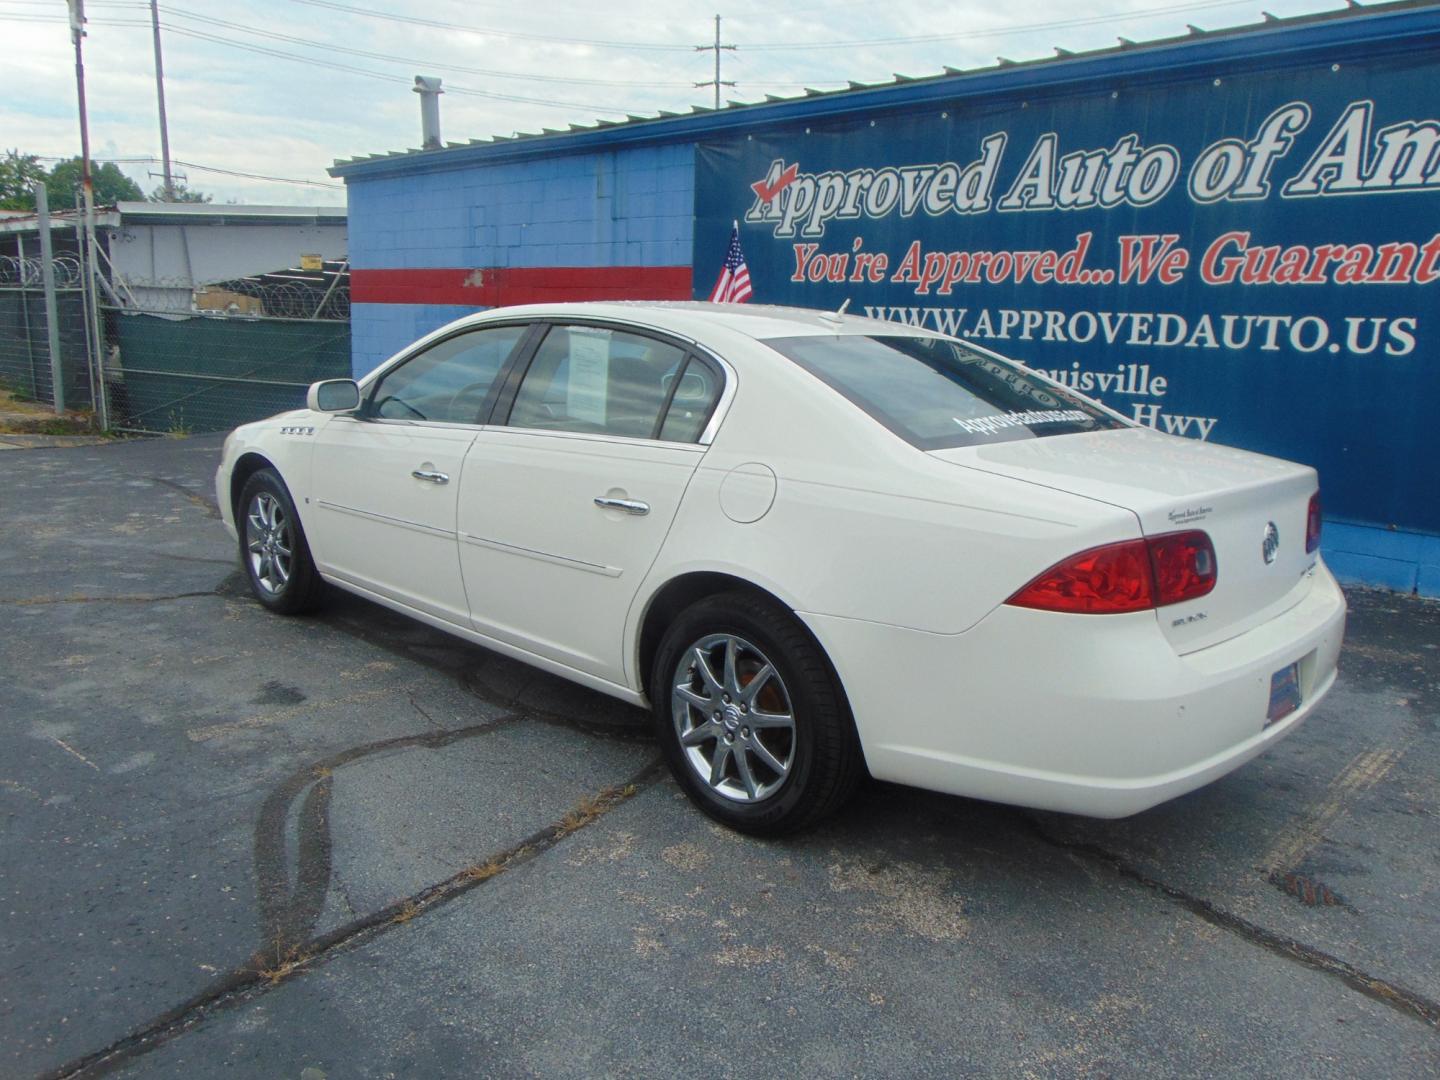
[{"xmin": 708, "ymin": 222, "xmax": 753, "ymax": 304}]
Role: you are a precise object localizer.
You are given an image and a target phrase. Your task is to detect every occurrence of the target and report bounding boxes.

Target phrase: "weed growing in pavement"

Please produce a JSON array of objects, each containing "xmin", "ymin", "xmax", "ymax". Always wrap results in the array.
[
  {"xmin": 459, "ymin": 855, "xmax": 512, "ymax": 884},
  {"xmin": 556, "ymin": 795, "xmax": 606, "ymax": 837},
  {"xmin": 554, "ymin": 782, "xmax": 641, "ymax": 838},
  {"xmin": 254, "ymin": 942, "xmax": 312, "ymax": 985},
  {"xmin": 391, "ymin": 899, "xmax": 420, "ymax": 925}
]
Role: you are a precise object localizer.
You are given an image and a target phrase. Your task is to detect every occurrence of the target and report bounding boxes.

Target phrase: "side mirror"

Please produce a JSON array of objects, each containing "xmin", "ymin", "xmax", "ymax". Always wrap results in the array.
[{"xmin": 307, "ymin": 379, "xmax": 360, "ymax": 413}]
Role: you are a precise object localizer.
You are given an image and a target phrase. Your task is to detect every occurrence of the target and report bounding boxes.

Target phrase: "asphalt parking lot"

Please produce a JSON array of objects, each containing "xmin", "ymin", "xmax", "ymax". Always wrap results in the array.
[{"xmin": 1, "ymin": 435, "xmax": 1437, "ymax": 1078}]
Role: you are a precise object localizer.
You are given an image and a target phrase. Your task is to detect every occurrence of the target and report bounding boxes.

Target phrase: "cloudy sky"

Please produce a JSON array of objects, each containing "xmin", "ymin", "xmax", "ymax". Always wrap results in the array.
[{"xmin": 4, "ymin": 0, "xmax": 1347, "ymax": 205}]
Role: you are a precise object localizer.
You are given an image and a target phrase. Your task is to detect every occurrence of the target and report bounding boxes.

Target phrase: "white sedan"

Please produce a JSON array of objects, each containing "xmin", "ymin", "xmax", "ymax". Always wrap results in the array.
[{"xmin": 216, "ymin": 302, "xmax": 1345, "ymax": 833}]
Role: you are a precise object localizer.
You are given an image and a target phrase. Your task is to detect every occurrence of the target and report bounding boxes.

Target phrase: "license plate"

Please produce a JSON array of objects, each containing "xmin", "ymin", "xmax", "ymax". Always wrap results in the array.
[{"xmin": 1266, "ymin": 662, "xmax": 1302, "ymax": 726}]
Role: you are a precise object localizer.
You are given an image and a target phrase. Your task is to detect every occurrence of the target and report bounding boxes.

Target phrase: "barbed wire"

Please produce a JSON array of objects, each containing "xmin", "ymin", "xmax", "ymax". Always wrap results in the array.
[
  {"xmin": 110, "ymin": 274, "xmax": 349, "ymax": 320},
  {"xmin": 2, "ymin": 263, "xmax": 347, "ymax": 318},
  {"xmin": 0, "ymin": 254, "xmax": 85, "ymax": 288}
]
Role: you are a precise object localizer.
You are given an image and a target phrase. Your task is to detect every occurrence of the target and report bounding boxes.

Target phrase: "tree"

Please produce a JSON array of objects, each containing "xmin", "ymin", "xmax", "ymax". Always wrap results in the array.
[
  {"xmin": 44, "ymin": 157, "xmax": 143, "ymax": 210},
  {"xmin": 0, "ymin": 149, "xmax": 47, "ymax": 210},
  {"xmin": 147, "ymin": 181, "xmax": 211, "ymax": 203}
]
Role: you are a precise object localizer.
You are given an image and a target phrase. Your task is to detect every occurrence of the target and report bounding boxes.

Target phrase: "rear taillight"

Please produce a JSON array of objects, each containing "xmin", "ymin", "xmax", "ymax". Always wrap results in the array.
[
  {"xmin": 1006, "ymin": 539, "xmax": 1154, "ymax": 613},
  {"xmin": 1007, "ymin": 530, "xmax": 1217, "ymax": 614},
  {"xmin": 1306, "ymin": 492, "xmax": 1322, "ymax": 553},
  {"xmin": 1148, "ymin": 530, "xmax": 1217, "ymax": 606}
]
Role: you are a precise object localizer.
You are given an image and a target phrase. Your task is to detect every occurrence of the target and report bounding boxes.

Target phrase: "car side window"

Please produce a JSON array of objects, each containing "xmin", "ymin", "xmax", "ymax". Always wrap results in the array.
[
  {"xmin": 368, "ymin": 324, "xmax": 528, "ymax": 424},
  {"xmin": 506, "ymin": 325, "xmax": 692, "ymax": 439},
  {"xmin": 658, "ymin": 358, "xmax": 723, "ymax": 442}
]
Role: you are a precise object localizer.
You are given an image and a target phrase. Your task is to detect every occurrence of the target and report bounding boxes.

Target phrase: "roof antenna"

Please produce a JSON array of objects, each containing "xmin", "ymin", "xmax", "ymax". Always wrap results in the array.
[{"xmin": 820, "ymin": 298, "xmax": 851, "ymax": 326}]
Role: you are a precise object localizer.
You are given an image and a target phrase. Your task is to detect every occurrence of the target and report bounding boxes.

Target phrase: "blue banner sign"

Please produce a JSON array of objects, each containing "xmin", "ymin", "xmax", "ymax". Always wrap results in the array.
[{"xmin": 694, "ymin": 51, "xmax": 1440, "ymax": 534}]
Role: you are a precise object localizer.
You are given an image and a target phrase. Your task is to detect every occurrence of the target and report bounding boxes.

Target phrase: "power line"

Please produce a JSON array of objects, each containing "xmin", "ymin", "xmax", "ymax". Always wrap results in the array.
[
  {"xmin": 4, "ymin": 0, "xmax": 1338, "ymax": 117},
  {"xmin": 0, "ymin": 7, "xmax": 839, "ymax": 125},
  {"xmin": 263, "ymin": 0, "xmax": 1335, "ymax": 55},
  {"xmin": 286, "ymin": 0, "xmax": 699, "ymax": 51},
  {"xmin": 35, "ymin": 154, "xmax": 343, "ymax": 189},
  {"xmin": 158, "ymin": 5, "xmax": 702, "ymax": 88},
  {"xmin": 0, "ymin": 0, "xmax": 147, "ymax": 6},
  {"xmin": 741, "ymin": 0, "xmax": 1285, "ymax": 49},
  {"xmin": 0, "ymin": 3, "xmax": 846, "ymax": 91},
  {"xmin": 152, "ymin": 23, "xmax": 640, "ymax": 112},
  {"xmin": 166, "ymin": 157, "xmax": 342, "ymax": 188},
  {"xmin": 0, "ymin": 9, "xmax": 150, "ymax": 24},
  {"xmin": 157, "ymin": 4, "xmax": 845, "ymax": 90}
]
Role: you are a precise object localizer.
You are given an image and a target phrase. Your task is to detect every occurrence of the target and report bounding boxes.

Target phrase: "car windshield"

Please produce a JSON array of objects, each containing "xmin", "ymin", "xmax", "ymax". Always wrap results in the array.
[{"xmin": 767, "ymin": 334, "xmax": 1126, "ymax": 450}]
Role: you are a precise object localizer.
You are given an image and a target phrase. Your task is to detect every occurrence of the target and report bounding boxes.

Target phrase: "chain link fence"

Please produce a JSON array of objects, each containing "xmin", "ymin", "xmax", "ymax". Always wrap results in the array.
[
  {"xmin": 0, "ymin": 255, "xmax": 96, "ymax": 411},
  {"xmin": 0, "ymin": 250, "xmax": 352, "ymax": 434},
  {"xmin": 106, "ymin": 310, "xmax": 351, "ymax": 434},
  {"xmin": 99, "ymin": 260, "xmax": 352, "ymax": 433}
]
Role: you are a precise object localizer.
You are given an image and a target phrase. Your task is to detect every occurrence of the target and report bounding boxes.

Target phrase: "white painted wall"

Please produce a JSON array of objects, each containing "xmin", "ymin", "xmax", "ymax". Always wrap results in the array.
[{"xmin": 108, "ymin": 221, "xmax": 348, "ymax": 311}]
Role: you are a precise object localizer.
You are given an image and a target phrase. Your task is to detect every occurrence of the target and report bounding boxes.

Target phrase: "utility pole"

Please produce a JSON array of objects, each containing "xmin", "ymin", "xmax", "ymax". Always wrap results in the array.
[
  {"xmin": 67, "ymin": 1, "xmax": 92, "ymax": 213},
  {"xmin": 150, "ymin": 0, "xmax": 175, "ymax": 201},
  {"xmin": 66, "ymin": 0, "xmax": 109, "ymax": 429},
  {"xmin": 694, "ymin": 14, "xmax": 735, "ymax": 109}
]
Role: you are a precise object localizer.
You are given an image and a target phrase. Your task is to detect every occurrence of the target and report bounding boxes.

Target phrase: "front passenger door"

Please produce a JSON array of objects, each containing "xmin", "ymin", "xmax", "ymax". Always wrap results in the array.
[{"xmin": 308, "ymin": 323, "xmax": 530, "ymax": 625}]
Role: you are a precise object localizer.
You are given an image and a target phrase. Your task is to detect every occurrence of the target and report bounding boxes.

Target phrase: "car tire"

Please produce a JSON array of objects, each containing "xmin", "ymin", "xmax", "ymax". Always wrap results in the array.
[
  {"xmin": 651, "ymin": 591, "xmax": 863, "ymax": 835},
  {"xmin": 237, "ymin": 468, "xmax": 326, "ymax": 615}
]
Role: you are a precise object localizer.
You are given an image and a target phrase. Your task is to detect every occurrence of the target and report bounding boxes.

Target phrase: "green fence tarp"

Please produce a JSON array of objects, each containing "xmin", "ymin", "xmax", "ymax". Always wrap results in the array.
[{"xmin": 112, "ymin": 312, "xmax": 350, "ymax": 433}]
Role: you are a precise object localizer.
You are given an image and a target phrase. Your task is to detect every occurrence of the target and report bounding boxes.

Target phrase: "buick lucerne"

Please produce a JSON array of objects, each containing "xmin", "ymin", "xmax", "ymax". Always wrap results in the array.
[{"xmin": 216, "ymin": 302, "xmax": 1345, "ymax": 833}]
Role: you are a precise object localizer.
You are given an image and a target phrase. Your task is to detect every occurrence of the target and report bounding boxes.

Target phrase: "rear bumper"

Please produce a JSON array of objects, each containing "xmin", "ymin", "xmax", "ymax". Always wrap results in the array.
[{"xmin": 802, "ymin": 562, "xmax": 1346, "ymax": 818}]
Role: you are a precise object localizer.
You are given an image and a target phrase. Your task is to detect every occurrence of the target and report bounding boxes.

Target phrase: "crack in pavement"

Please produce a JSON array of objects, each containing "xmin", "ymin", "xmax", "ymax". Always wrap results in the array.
[
  {"xmin": 406, "ymin": 693, "xmax": 445, "ymax": 734},
  {"xmin": 43, "ymin": 742, "xmax": 663, "ymax": 1080},
  {"xmin": 1026, "ymin": 816, "xmax": 1440, "ymax": 1032},
  {"xmin": 147, "ymin": 476, "xmax": 222, "ymax": 520},
  {"xmin": 0, "ymin": 591, "xmax": 224, "ymax": 607},
  {"xmin": 2, "ymin": 574, "xmax": 249, "ymax": 610}
]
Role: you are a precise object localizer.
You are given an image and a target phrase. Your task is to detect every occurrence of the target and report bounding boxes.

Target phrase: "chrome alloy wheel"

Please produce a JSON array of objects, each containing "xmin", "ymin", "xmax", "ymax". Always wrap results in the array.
[
  {"xmin": 671, "ymin": 634, "xmax": 796, "ymax": 803},
  {"xmin": 245, "ymin": 491, "xmax": 294, "ymax": 596}
]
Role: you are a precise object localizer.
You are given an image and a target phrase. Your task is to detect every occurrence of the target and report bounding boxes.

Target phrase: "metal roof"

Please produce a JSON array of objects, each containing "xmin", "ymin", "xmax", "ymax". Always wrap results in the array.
[
  {"xmin": 110, "ymin": 203, "xmax": 346, "ymax": 227},
  {"xmin": 329, "ymin": 0, "xmax": 1440, "ymax": 182},
  {"xmin": 0, "ymin": 202, "xmax": 346, "ymax": 236}
]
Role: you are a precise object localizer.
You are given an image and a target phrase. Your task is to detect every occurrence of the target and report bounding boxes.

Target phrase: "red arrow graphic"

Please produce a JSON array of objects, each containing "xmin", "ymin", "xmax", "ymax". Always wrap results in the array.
[{"xmin": 751, "ymin": 162, "xmax": 800, "ymax": 204}]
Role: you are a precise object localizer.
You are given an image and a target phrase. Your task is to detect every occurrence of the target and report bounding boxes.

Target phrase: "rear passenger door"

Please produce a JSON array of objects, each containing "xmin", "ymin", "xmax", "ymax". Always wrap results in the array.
[{"xmin": 457, "ymin": 322, "xmax": 725, "ymax": 687}]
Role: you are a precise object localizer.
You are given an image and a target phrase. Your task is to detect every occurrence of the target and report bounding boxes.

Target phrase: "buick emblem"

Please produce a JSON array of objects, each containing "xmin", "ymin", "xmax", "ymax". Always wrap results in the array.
[{"xmin": 1262, "ymin": 522, "xmax": 1280, "ymax": 565}]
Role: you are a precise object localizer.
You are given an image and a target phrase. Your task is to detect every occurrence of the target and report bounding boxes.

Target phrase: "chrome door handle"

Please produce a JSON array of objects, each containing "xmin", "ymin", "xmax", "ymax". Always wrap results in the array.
[
  {"xmin": 411, "ymin": 469, "xmax": 449, "ymax": 484},
  {"xmin": 594, "ymin": 497, "xmax": 649, "ymax": 516}
]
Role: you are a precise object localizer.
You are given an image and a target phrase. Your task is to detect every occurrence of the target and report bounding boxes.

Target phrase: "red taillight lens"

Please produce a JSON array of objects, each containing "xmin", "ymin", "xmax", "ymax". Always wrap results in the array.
[
  {"xmin": 1007, "ymin": 531, "xmax": 1217, "ymax": 614},
  {"xmin": 1006, "ymin": 539, "xmax": 1154, "ymax": 613},
  {"xmin": 1306, "ymin": 492, "xmax": 1322, "ymax": 553},
  {"xmin": 1148, "ymin": 530, "xmax": 1217, "ymax": 606}
]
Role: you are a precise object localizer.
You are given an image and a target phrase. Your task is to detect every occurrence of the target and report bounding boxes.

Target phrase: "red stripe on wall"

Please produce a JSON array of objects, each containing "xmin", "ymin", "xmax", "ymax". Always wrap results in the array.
[{"xmin": 351, "ymin": 266, "xmax": 693, "ymax": 306}]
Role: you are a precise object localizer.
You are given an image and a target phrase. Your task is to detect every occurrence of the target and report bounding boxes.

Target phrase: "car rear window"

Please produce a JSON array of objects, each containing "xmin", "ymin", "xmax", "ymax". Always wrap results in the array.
[{"xmin": 767, "ymin": 334, "xmax": 1126, "ymax": 450}]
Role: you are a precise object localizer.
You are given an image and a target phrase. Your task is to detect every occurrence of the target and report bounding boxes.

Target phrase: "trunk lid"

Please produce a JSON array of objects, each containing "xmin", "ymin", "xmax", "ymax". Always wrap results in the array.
[{"xmin": 929, "ymin": 428, "xmax": 1319, "ymax": 653}]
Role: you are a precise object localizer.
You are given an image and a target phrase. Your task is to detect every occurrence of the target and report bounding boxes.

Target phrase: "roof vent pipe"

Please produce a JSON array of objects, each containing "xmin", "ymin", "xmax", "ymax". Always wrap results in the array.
[{"xmin": 415, "ymin": 76, "xmax": 443, "ymax": 150}]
